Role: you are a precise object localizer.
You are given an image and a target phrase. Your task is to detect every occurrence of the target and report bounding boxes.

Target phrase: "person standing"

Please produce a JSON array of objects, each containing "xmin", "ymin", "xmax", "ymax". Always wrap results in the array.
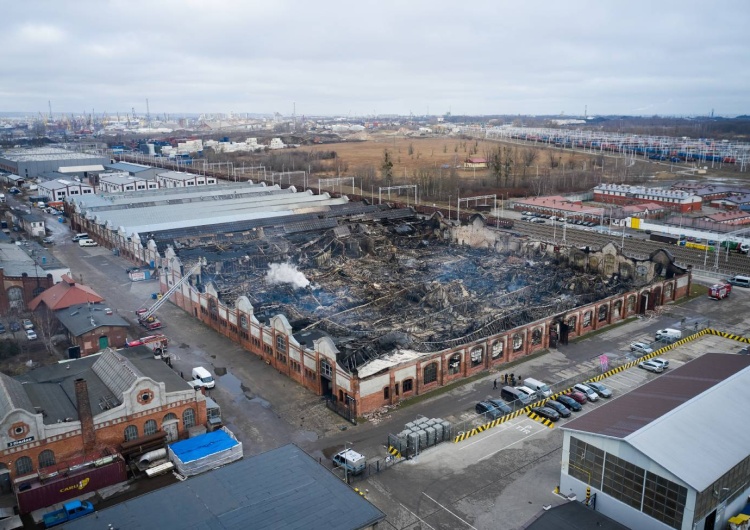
[{"xmin": 493, "ymin": 378, "xmax": 498, "ymax": 389}]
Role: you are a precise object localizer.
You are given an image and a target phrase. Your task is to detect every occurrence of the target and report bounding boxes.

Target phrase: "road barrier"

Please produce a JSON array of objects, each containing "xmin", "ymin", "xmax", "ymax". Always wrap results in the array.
[{"xmin": 453, "ymin": 327, "xmax": 746, "ymax": 445}]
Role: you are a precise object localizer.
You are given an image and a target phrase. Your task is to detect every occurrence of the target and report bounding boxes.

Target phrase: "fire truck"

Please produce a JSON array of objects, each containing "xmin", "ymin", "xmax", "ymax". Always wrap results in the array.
[
  {"xmin": 708, "ymin": 283, "xmax": 732, "ymax": 300},
  {"xmin": 126, "ymin": 334, "xmax": 169, "ymax": 357}
]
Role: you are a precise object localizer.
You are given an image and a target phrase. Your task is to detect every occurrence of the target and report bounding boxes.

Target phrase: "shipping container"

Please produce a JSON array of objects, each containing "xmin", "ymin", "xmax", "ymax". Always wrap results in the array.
[{"xmin": 15, "ymin": 456, "xmax": 127, "ymax": 514}]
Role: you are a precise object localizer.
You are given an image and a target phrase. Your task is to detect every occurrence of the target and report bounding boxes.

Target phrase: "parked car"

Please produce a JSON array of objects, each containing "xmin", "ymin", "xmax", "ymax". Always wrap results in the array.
[
  {"xmin": 565, "ymin": 390, "xmax": 588, "ymax": 405},
  {"xmin": 475, "ymin": 401, "xmax": 503, "ymax": 420},
  {"xmin": 573, "ymin": 383, "xmax": 599, "ymax": 402},
  {"xmin": 544, "ymin": 399, "xmax": 571, "ymax": 418},
  {"xmin": 22, "ymin": 319, "xmax": 33, "ymax": 330},
  {"xmin": 486, "ymin": 399, "xmax": 512, "ymax": 415},
  {"xmin": 650, "ymin": 358, "xmax": 669, "ymax": 370},
  {"xmin": 42, "ymin": 236, "xmax": 54, "ymax": 244},
  {"xmin": 0, "ymin": 323, "xmax": 5, "ymax": 334},
  {"xmin": 9, "ymin": 321, "xmax": 20, "ymax": 332},
  {"xmin": 584, "ymin": 381, "xmax": 612, "ymax": 398},
  {"xmin": 639, "ymin": 359, "xmax": 664, "ymax": 373},
  {"xmin": 25, "ymin": 329, "xmax": 37, "ymax": 340},
  {"xmin": 530, "ymin": 406, "xmax": 560, "ymax": 422},
  {"xmin": 126, "ymin": 267, "xmax": 141, "ymax": 274},
  {"xmin": 630, "ymin": 342, "xmax": 654, "ymax": 355},
  {"xmin": 555, "ymin": 394, "xmax": 582, "ymax": 411}
]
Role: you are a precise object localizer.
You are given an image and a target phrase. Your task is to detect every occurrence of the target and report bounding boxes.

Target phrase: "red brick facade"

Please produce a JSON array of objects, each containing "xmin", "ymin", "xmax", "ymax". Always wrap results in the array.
[
  {"xmin": 0, "ymin": 268, "xmax": 55, "ymax": 316},
  {"xmin": 161, "ymin": 256, "xmax": 691, "ymax": 418}
]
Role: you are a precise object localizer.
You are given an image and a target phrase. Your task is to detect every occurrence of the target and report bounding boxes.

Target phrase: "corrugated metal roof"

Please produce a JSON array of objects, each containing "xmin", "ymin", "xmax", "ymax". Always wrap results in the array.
[
  {"xmin": 563, "ymin": 353, "xmax": 750, "ymax": 490},
  {"xmin": 57, "ymin": 165, "xmax": 104, "ymax": 173},
  {"xmin": 104, "ymin": 162, "xmax": 155, "ymax": 173},
  {"xmin": 64, "ymin": 444, "xmax": 385, "ymax": 530}
]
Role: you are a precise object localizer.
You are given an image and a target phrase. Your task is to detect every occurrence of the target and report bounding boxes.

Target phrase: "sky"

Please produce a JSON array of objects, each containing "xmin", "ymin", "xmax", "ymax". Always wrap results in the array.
[{"xmin": 1, "ymin": 0, "xmax": 749, "ymax": 117}]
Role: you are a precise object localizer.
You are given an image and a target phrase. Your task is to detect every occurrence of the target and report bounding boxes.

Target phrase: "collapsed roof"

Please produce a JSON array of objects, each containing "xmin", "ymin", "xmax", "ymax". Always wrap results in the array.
[{"xmin": 170, "ymin": 210, "xmax": 635, "ymax": 373}]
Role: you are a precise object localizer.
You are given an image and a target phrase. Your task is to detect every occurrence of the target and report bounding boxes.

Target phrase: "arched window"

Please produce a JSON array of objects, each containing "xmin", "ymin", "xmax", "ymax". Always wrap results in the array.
[
  {"xmin": 512, "ymin": 333, "xmax": 523, "ymax": 351},
  {"xmin": 598, "ymin": 305, "xmax": 608, "ymax": 322},
  {"xmin": 448, "ymin": 353, "xmax": 461, "ymax": 375},
  {"xmin": 15, "ymin": 456, "xmax": 32, "ymax": 476},
  {"xmin": 470, "ymin": 347, "xmax": 483, "ymax": 367},
  {"xmin": 423, "ymin": 363, "xmax": 438, "ymax": 385},
  {"xmin": 163, "ymin": 412, "xmax": 177, "ymax": 423},
  {"xmin": 183, "ymin": 408, "xmax": 196, "ymax": 429},
  {"xmin": 124, "ymin": 425, "xmax": 138, "ymax": 441},
  {"xmin": 38, "ymin": 450, "xmax": 56, "ymax": 469},
  {"xmin": 7, "ymin": 286, "xmax": 24, "ymax": 311},
  {"xmin": 583, "ymin": 311, "xmax": 592, "ymax": 327},
  {"xmin": 531, "ymin": 328, "xmax": 542, "ymax": 345},
  {"xmin": 144, "ymin": 419, "xmax": 158, "ymax": 436},
  {"xmin": 491, "ymin": 341, "xmax": 504, "ymax": 359}
]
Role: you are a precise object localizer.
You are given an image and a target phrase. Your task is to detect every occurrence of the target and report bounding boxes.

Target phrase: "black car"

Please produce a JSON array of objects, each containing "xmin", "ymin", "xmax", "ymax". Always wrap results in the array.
[
  {"xmin": 0, "ymin": 323, "xmax": 5, "ymax": 334},
  {"xmin": 9, "ymin": 321, "xmax": 20, "ymax": 332},
  {"xmin": 554, "ymin": 394, "xmax": 582, "ymax": 412},
  {"xmin": 531, "ymin": 406, "xmax": 560, "ymax": 422},
  {"xmin": 544, "ymin": 399, "xmax": 571, "ymax": 418},
  {"xmin": 486, "ymin": 399, "xmax": 512, "ymax": 415},
  {"xmin": 475, "ymin": 401, "xmax": 503, "ymax": 420}
]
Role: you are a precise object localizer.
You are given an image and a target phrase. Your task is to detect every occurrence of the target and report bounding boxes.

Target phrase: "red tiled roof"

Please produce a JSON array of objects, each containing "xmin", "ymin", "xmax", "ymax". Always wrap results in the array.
[{"xmin": 28, "ymin": 274, "xmax": 104, "ymax": 311}]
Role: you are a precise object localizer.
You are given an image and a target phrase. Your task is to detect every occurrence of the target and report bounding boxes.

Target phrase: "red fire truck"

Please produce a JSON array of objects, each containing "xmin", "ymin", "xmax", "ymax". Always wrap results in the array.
[
  {"xmin": 126, "ymin": 334, "xmax": 169, "ymax": 356},
  {"xmin": 708, "ymin": 283, "xmax": 732, "ymax": 300}
]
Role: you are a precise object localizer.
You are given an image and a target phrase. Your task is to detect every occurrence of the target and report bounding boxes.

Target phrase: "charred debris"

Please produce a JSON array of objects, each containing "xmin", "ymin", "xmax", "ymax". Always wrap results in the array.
[{"xmin": 174, "ymin": 214, "xmax": 632, "ymax": 373}]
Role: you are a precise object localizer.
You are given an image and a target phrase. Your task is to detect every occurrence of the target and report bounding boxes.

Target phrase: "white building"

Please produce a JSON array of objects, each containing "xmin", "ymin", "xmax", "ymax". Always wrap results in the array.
[
  {"xmin": 560, "ymin": 353, "xmax": 750, "ymax": 530},
  {"xmin": 268, "ymin": 138, "xmax": 285, "ymax": 150},
  {"xmin": 99, "ymin": 173, "xmax": 159, "ymax": 193},
  {"xmin": 156, "ymin": 171, "xmax": 218, "ymax": 188},
  {"xmin": 38, "ymin": 179, "xmax": 96, "ymax": 202}
]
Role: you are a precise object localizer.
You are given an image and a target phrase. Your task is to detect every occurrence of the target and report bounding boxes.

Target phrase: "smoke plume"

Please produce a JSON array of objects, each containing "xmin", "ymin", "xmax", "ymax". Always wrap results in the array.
[{"xmin": 266, "ymin": 263, "xmax": 310, "ymax": 289}]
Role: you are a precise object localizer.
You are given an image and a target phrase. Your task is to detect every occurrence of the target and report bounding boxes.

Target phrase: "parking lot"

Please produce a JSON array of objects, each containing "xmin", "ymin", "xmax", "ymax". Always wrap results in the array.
[{"xmin": 357, "ymin": 332, "xmax": 743, "ymax": 530}]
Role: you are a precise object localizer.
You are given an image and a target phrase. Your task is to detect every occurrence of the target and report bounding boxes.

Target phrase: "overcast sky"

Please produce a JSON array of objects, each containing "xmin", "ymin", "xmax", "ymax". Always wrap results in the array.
[{"xmin": 2, "ymin": 0, "xmax": 748, "ymax": 117}]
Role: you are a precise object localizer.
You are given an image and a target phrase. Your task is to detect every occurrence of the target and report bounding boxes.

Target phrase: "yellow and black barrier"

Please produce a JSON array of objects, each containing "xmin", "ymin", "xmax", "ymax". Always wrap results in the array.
[
  {"xmin": 387, "ymin": 446, "xmax": 402, "ymax": 459},
  {"xmin": 454, "ymin": 328, "xmax": 744, "ymax": 444},
  {"xmin": 528, "ymin": 411, "xmax": 555, "ymax": 428}
]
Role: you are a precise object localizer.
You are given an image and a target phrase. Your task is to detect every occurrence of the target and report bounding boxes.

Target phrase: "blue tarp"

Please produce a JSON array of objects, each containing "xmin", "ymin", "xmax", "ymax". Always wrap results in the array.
[{"xmin": 169, "ymin": 429, "xmax": 239, "ymax": 464}]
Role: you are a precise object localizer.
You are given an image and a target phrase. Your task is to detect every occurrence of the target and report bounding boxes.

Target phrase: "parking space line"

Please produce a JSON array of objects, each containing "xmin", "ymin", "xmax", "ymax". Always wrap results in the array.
[
  {"xmin": 399, "ymin": 502, "xmax": 436, "ymax": 530},
  {"xmin": 422, "ymin": 493, "xmax": 478, "ymax": 530},
  {"xmin": 477, "ymin": 425, "xmax": 547, "ymax": 462},
  {"xmin": 458, "ymin": 419, "xmax": 517, "ymax": 450}
]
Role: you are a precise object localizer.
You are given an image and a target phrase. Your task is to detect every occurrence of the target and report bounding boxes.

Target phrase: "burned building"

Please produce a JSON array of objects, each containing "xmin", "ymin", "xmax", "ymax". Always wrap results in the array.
[
  {"xmin": 160, "ymin": 211, "xmax": 689, "ymax": 416},
  {"xmin": 66, "ymin": 186, "xmax": 690, "ymax": 416}
]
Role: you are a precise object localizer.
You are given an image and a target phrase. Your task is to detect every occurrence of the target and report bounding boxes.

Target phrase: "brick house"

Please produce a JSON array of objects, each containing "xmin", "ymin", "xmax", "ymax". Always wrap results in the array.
[
  {"xmin": 0, "ymin": 244, "xmax": 55, "ymax": 315},
  {"xmin": 54, "ymin": 303, "xmax": 129, "ymax": 356},
  {"xmin": 29, "ymin": 274, "xmax": 104, "ymax": 312},
  {"xmin": 0, "ymin": 346, "xmax": 207, "ymax": 482}
]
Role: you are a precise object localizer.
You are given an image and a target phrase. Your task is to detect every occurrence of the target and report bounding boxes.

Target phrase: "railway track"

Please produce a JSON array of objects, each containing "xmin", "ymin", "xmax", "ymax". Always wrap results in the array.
[{"xmin": 509, "ymin": 221, "xmax": 750, "ymax": 277}]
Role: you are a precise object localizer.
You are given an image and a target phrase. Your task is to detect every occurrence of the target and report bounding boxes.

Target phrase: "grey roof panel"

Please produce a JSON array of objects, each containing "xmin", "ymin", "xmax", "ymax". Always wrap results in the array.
[
  {"xmin": 64, "ymin": 444, "xmax": 385, "ymax": 530},
  {"xmin": 54, "ymin": 303, "xmax": 129, "ymax": 336}
]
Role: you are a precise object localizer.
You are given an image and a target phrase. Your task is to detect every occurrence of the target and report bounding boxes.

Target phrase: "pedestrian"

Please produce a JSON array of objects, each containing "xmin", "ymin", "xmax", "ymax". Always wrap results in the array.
[
  {"xmin": 518, "ymin": 376, "xmax": 523, "ymax": 386},
  {"xmin": 493, "ymin": 378, "xmax": 497, "ymax": 389},
  {"xmin": 503, "ymin": 373, "xmax": 508, "ymax": 385}
]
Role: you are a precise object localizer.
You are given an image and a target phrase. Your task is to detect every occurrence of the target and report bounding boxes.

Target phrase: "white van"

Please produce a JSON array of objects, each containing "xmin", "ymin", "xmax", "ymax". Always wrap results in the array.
[
  {"xmin": 72, "ymin": 233, "xmax": 89, "ymax": 242},
  {"xmin": 655, "ymin": 328, "xmax": 682, "ymax": 342},
  {"xmin": 523, "ymin": 377, "xmax": 552, "ymax": 398},
  {"xmin": 516, "ymin": 386, "xmax": 538, "ymax": 402},
  {"xmin": 728, "ymin": 275, "xmax": 750, "ymax": 288},
  {"xmin": 191, "ymin": 366, "xmax": 215, "ymax": 389},
  {"xmin": 78, "ymin": 238, "xmax": 98, "ymax": 247},
  {"xmin": 332, "ymin": 449, "xmax": 366, "ymax": 475}
]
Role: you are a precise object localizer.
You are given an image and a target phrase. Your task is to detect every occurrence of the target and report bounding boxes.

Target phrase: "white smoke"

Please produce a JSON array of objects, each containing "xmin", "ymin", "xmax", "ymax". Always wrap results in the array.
[{"xmin": 266, "ymin": 263, "xmax": 310, "ymax": 289}]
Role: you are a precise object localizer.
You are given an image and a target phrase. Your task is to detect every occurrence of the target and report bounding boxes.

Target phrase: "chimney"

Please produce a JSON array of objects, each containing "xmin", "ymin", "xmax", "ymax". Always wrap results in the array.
[{"xmin": 74, "ymin": 378, "xmax": 96, "ymax": 454}]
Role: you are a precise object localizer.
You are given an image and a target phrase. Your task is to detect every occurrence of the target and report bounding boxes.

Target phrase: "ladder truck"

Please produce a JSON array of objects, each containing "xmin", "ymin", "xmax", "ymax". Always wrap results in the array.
[{"xmin": 135, "ymin": 260, "xmax": 204, "ymax": 330}]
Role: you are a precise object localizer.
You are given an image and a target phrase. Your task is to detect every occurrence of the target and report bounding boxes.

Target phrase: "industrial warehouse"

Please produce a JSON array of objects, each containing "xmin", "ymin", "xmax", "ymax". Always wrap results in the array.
[{"xmin": 66, "ymin": 182, "xmax": 691, "ymax": 416}]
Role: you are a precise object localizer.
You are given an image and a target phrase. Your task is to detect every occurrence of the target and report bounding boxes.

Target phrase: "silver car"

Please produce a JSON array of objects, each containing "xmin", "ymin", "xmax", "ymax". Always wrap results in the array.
[
  {"xmin": 639, "ymin": 360, "xmax": 664, "ymax": 373},
  {"xmin": 574, "ymin": 383, "xmax": 599, "ymax": 402},
  {"xmin": 650, "ymin": 358, "xmax": 669, "ymax": 370},
  {"xmin": 630, "ymin": 342, "xmax": 654, "ymax": 356}
]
